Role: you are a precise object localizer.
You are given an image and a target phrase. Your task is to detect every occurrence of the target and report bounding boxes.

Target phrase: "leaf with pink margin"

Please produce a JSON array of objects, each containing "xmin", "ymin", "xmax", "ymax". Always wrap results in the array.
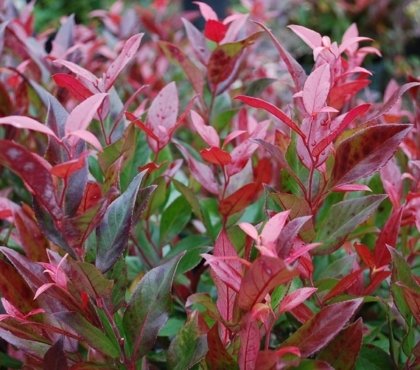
[
  {"xmin": 54, "ymin": 59, "xmax": 98, "ymax": 86},
  {"xmin": 238, "ymin": 256, "xmax": 298, "ymax": 311},
  {"xmin": 0, "ymin": 116, "xmax": 58, "ymax": 138},
  {"xmin": 332, "ymin": 184, "xmax": 372, "ymax": 192},
  {"xmin": 302, "ymin": 64, "xmax": 330, "ymax": 115},
  {"xmin": 104, "ymin": 33, "xmax": 143, "ymax": 90},
  {"xmin": 288, "ymin": 25, "xmax": 322, "ymax": 49},
  {"xmin": 281, "ymin": 299, "xmax": 363, "ymax": 357},
  {"xmin": 65, "ymin": 93, "xmax": 108, "ymax": 134}
]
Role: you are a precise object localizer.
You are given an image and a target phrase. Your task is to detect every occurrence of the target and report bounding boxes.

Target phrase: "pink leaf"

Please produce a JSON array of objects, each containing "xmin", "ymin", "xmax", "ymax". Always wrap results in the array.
[
  {"xmin": 238, "ymin": 256, "xmax": 298, "ymax": 310},
  {"xmin": 65, "ymin": 93, "xmax": 108, "ymax": 134},
  {"xmin": 261, "ymin": 210, "xmax": 290, "ymax": 247},
  {"xmin": 175, "ymin": 144, "xmax": 219, "ymax": 194},
  {"xmin": 202, "ymin": 254, "xmax": 242, "ymax": 292},
  {"xmin": 332, "ymin": 184, "xmax": 372, "ymax": 192},
  {"xmin": 66, "ymin": 130, "xmax": 103, "ymax": 151},
  {"xmin": 190, "ymin": 110, "xmax": 219, "ymax": 147},
  {"xmin": 54, "ymin": 59, "xmax": 98, "ymax": 86},
  {"xmin": 236, "ymin": 95, "xmax": 305, "ymax": 138},
  {"xmin": 313, "ymin": 103, "xmax": 371, "ymax": 157},
  {"xmin": 0, "ymin": 116, "xmax": 58, "ymax": 138},
  {"xmin": 148, "ymin": 82, "xmax": 179, "ymax": 132},
  {"xmin": 288, "ymin": 25, "xmax": 322, "ymax": 49},
  {"xmin": 339, "ymin": 36, "xmax": 371, "ymax": 55},
  {"xmin": 239, "ymin": 222, "xmax": 259, "ymax": 242},
  {"xmin": 194, "ymin": 1, "xmax": 218, "ymax": 20},
  {"xmin": 302, "ymin": 64, "xmax": 330, "ymax": 114},
  {"xmin": 239, "ymin": 315, "xmax": 260, "ymax": 370},
  {"xmin": 104, "ymin": 33, "xmax": 143, "ymax": 90},
  {"xmin": 279, "ymin": 287, "xmax": 317, "ymax": 314}
]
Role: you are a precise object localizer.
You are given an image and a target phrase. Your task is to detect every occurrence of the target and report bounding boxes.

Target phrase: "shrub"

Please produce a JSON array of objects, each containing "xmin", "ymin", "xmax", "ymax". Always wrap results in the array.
[{"xmin": 0, "ymin": 1, "xmax": 418, "ymax": 369}]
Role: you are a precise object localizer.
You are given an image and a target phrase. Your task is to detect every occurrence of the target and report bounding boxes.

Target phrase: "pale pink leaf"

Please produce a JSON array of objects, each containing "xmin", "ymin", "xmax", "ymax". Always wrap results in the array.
[
  {"xmin": 34, "ymin": 283, "xmax": 55, "ymax": 300},
  {"xmin": 239, "ymin": 222, "xmax": 259, "ymax": 242},
  {"xmin": 194, "ymin": 1, "xmax": 218, "ymax": 20},
  {"xmin": 303, "ymin": 64, "xmax": 330, "ymax": 114},
  {"xmin": 190, "ymin": 110, "xmax": 219, "ymax": 147},
  {"xmin": 66, "ymin": 130, "xmax": 103, "ymax": 151},
  {"xmin": 0, "ymin": 116, "xmax": 58, "ymax": 138},
  {"xmin": 288, "ymin": 25, "xmax": 322, "ymax": 49},
  {"xmin": 104, "ymin": 33, "xmax": 143, "ymax": 90},
  {"xmin": 65, "ymin": 93, "xmax": 108, "ymax": 133},
  {"xmin": 261, "ymin": 210, "xmax": 290, "ymax": 246}
]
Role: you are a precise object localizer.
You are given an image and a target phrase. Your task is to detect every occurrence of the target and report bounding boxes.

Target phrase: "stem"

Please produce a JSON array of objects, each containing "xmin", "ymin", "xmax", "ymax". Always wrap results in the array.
[
  {"xmin": 59, "ymin": 178, "xmax": 68, "ymax": 208},
  {"xmin": 98, "ymin": 110, "xmax": 110, "ymax": 146},
  {"xmin": 145, "ymin": 218, "xmax": 161, "ymax": 257},
  {"xmin": 130, "ymin": 232, "xmax": 154, "ymax": 269}
]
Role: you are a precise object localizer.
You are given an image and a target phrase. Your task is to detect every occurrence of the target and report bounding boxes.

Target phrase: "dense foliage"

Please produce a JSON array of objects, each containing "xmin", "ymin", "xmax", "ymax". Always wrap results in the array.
[{"xmin": 0, "ymin": 0, "xmax": 419, "ymax": 369}]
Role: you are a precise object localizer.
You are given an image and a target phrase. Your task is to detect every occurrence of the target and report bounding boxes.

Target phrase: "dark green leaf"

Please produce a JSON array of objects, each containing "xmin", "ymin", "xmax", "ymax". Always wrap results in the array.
[{"xmin": 160, "ymin": 196, "xmax": 192, "ymax": 243}]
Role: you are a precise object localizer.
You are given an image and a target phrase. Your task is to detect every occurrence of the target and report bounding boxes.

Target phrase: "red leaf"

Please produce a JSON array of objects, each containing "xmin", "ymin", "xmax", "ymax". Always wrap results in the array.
[
  {"xmin": 312, "ymin": 103, "xmax": 371, "ymax": 157},
  {"xmin": 236, "ymin": 95, "xmax": 305, "ymax": 138},
  {"xmin": 52, "ymin": 73, "xmax": 93, "ymax": 100},
  {"xmin": 239, "ymin": 315, "xmax": 260, "ymax": 370},
  {"xmin": 354, "ymin": 243, "xmax": 375, "ymax": 270},
  {"xmin": 201, "ymin": 147, "xmax": 231, "ymax": 166},
  {"xmin": 290, "ymin": 303, "xmax": 314, "ymax": 324},
  {"xmin": 323, "ymin": 269, "xmax": 364, "ymax": 302},
  {"xmin": 281, "ymin": 299, "xmax": 363, "ymax": 357},
  {"xmin": 374, "ymin": 207, "xmax": 403, "ymax": 267},
  {"xmin": 204, "ymin": 20, "xmax": 227, "ymax": 43},
  {"xmin": 302, "ymin": 64, "xmax": 330, "ymax": 115},
  {"xmin": 219, "ymin": 182, "xmax": 260, "ymax": 217},
  {"xmin": 238, "ymin": 256, "xmax": 298, "ymax": 311},
  {"xmin": 329, "ymin": 80, "xmax": 370, "ymax": 109},
  {"xmin": 51, "ymin": 153, "xmax": 88, "ymax": 179},
  {"xmin": 364, "ymin": 271, "xmax": 391, "ymax": 295},
  {"xmin": 0, "ymin": 115, "xmax": 58, "ymax": 138},
  {"xmin": 0, "ymin": 141, "xmax": 62, "ymax": 220},
  {"xmin": 279, "ymin": 287, "xmax": 317, "ymax": 314},
  {"xmin": 317, "ymin": 318, "xmax": 364, "ymax": 370},
  {"xmin": 332, "ymin": 124, "xmax": 411, "ymax": 186},
  {"xmin": 104, "ymin": 33, "xmax": 143, "ymax": 90}
]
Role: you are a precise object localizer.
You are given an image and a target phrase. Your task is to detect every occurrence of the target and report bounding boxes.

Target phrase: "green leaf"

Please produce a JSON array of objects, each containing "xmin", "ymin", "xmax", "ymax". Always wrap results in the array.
[
  {"xmin": 54, "ymin": 312, "xmax": 120, "ymax": 359},
  {"xmin": 160, "ymin": 196, "xmax": 192, "ymax": 243},
  {"xmin": 173, "ymin": 179, "xmax": 203, "ymax": 220},
  {"xmin": 123, "ymin": 254, "xmax": 183, "ymax": 360},
  {"xmin": 315, "ymin": 195, "xmax": 387, "ymax": 254},
  {"xmin": 0, "ymin": 352, "xmax": 22, "ymax": 369},
  {"xmin": 355, "ymin": 345, "xmax": 393, "ymax": 370},
  {"xmin": 96, "ymin": 172, "xmax": 145, "ymax": 272},
  {"xmin": 167, "ymin": 312, "xmax": 208, "ymax": 370}
]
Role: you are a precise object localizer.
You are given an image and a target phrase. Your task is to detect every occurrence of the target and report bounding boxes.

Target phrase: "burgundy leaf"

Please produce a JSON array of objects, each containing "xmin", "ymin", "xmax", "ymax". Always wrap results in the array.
[
  {"xmin": 236, "ymin": 95, "xmax": 305, "ymax": 138},
  {"xmin": 238, "ymin": 256, "xmax": 298, "ymax": 311},
  {"xmin": 281, "ymin": 299, "xmax": 363, "ymax": 357},
  {"xmin": 43, "ymin": 339, "xmax": 68, "ymax": 370},
  {"xmin": 0, "ymin": 141, "xmax": 62, "ymax": 220},
  {"xmin": 332, "ymin": 124, "xmax": 411, "ymax": 186},
  {"xmin": 317, "ymin": 319, "xmax": 363, "ymax": 370},
  {"xmin": 323, "ymin": 269, "xmax": 364, "ymax": 302},
  {"xmin": 206, "ymin": 324, "xmax": 237, "ymax": 369},
  {"xmin": 277, "ymin": 215, "xmax": 312, "ymax": 258},
  {"xmin": 219, "ymin": 182, "xmax": 260, "ymax": 217}
]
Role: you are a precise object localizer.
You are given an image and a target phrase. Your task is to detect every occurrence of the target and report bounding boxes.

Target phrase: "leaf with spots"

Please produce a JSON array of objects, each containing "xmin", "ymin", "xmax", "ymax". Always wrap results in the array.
[
  {"xmin": 281, "ymin": 299, "xmax": 363, "ymax": 357},
  {"xmin": 123, "ymin": 254, "xmax": 183, "ymax": 360},
  {"xmin": 148, "ymin": 81, "xmax": 178, "ymax": 132},
  {"xmin": 238, "ymin": 256, "xmax": 298, "ymax": 311},
  {"xmin": 0, "ymin": 140, "xmax": 62, "ymax": 221},
  {"xmin": 332, "ymin": 124, "xmax": 411, "ymax": 186},
  {"xmin": 315, "ymin": 194, "xmax": 387, "ymax": 255}
]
